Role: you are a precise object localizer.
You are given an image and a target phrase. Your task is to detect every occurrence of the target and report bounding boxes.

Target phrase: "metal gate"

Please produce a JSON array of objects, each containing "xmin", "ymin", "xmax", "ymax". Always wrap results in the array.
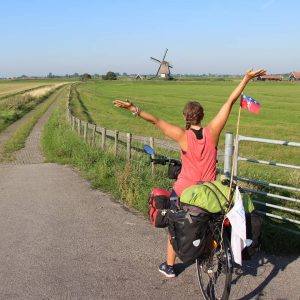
[{"xmin": 224, "ymin": 133, "xmax": 300, "ymax": 235}]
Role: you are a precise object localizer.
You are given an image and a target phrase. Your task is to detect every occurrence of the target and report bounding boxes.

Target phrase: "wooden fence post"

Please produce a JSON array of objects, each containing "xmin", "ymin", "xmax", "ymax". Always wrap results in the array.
[
  {"xmin": 101, "ymin": 128, "xmax": 106, "ymax": 149},
  {"xmin": 83, "ymin": 122, "xmax": 88, "ymax": 141},
  {"xmin": 114, "ymin": 130, "xmax": 119, "ymax": 156},
  {"xmin": 149, "ymin": 137, "xmax": 155, "ymax": 175},
  {"xmin": 91, "ymin": 124, "xmax": 96, "ymax": 145},
  {"xmin": 77, "ymin": 118, "xmax": 81, "ymax": 135},
  {"xmin": 126, "ymin": 133, "xmax": 132, "ymax": 161}
]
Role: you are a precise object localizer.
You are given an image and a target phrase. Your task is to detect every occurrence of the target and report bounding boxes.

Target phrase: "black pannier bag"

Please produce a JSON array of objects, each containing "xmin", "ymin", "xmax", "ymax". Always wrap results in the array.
[
  {"xmin": 168, "ymin": 208, "xmax": 210, "ymax": 263},
  {"xmin": 242, "ymin": 212, "xmax": 263, "ymax": 259},
  {"xmin": 167, "ymin": 162, "xmax": 181, "ymax": 179}
]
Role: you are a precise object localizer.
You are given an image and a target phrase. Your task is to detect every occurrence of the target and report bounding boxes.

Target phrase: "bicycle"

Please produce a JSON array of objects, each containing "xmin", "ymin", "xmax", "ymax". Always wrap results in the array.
[
  {"xmin": 196, "ymin": 213, "xmax": 233, "ymax": 300},
  {"xmin": 144, "ymin": 145, "xmax": 233, "ymax": 300}
]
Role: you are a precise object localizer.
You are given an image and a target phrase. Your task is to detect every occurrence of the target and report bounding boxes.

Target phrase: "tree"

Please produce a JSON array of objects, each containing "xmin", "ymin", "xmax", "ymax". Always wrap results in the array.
[
  {"xmin": 81, "ymin": 73, "xmax": 92, "ymax": 81},
  {"xmin": 102, "ymin": 71, "xmax": 117, "ymax": 80}
]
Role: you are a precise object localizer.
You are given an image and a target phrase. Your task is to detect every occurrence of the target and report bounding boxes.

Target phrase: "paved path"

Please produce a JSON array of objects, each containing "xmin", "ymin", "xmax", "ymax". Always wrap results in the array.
[
  {"xmin": 0, "ymin": 90, "xmax": 299, "ymax": 299},
  {"xmin": 13, "ymin": 87, "xmax": 66, "ymax": 164},
  {"xmin": 0, "ymin": 100, "xmax": 46, "ymax": 159}
]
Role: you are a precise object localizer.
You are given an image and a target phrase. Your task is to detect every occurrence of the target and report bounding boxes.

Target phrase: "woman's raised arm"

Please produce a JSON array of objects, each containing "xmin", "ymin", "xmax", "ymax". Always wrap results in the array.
[
  {"xmin": 113, "ymin": 100, "xmax": 186, "ymax": 144},
  {"xmin": 207, "ymin": 68, "xmax": 266, "ymax": 147}
]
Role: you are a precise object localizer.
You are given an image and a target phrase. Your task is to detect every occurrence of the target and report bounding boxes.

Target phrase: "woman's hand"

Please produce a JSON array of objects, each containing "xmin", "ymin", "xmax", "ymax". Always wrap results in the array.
[
  {"xmin": 244, "ymin": 68, "xmax": 267, "ymax": 81},
  {"xmin": 113, "ymin": 99, "xmax": 133, "ymax": 109},
  {"xmin": 207, "ymin": 67, "xmax": 266, "ymax": 147},
  {"xmin": 113, "ymin": 99, "xmax": 134, "ymax": 110}
]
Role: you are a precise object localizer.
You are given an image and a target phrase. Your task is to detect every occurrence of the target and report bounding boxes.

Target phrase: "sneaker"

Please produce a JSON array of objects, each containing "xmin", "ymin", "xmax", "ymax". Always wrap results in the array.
[{"xmin": 158, "ymin": 262, "xmax": 176, "ymax": 278}]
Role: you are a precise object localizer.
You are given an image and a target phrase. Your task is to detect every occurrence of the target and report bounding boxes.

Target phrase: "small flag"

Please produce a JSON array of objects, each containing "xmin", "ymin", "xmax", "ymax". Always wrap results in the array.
[
  {"xmin": 226, "ymin": 187, "xmax": 247, "ymax": 265},
  {"xmin": 240, "ymin": 94, "xmax": 261, "ymax": 114}
]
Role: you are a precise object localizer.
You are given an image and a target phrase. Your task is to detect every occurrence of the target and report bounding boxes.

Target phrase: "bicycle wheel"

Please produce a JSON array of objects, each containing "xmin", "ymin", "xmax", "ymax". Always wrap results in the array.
[{"xmin": 196, "ymin": 228, "xmax": 233, "ymax": 300}]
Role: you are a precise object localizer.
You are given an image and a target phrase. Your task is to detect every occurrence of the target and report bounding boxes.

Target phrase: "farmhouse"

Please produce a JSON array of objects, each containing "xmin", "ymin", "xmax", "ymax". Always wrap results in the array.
[
  {"xmin": 289, "ymin": 71, "xmax": 300, "ymax": 81},
  {"xmin": 257, "ymin": 75, "xmax": 283, "ymax": 81},
  {"xmin": 135, "ymin": 74, "xmax": 146, "ymax": 80}
]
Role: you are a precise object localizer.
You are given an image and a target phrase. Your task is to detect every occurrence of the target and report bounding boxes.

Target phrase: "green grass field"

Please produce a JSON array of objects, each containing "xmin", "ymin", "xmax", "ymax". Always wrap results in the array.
[
  {"xmin": 75, "ymin": 79, "xmax": 300, "ymax": 142},
  {"xmin": 74, "ymin": 79, "xmax": 300, "ymax": 168}
]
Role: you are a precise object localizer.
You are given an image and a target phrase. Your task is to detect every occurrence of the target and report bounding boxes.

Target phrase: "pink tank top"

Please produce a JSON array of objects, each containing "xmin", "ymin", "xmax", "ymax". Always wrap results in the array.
[{"xmin": 173, "ymin": 127, "xmax": 217, "ymax": 196}]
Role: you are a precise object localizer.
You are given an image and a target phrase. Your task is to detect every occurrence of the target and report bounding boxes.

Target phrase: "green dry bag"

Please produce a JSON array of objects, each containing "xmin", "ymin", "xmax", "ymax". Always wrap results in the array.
[{"xmin": 180, "ymin": 181, "xmax": 254, "ymax": 213}]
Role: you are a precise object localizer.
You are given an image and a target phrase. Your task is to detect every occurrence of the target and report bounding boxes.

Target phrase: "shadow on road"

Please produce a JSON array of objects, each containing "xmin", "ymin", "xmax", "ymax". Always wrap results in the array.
[
  {"xmin": 173, "ymin": 261, "xmax": 194, "ymax": 276},
  {"xmin": 171, "ymin": 250, "xmax": 299, "ymax": 299},
  {"xmin": 232, "ymin": 252, "xmax": 299, "ymax": 300}
]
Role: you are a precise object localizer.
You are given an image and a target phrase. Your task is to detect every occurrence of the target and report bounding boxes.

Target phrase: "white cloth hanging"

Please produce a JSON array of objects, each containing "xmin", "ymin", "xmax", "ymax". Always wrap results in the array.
[{"xmin": 226, "ymin": 186, "xmax": 247, "ymax": 265}]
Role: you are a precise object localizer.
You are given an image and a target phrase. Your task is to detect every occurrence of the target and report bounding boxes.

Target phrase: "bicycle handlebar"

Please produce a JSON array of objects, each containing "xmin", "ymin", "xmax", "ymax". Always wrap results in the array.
[
  {"xmin": 151, "ymin": 157, "xmax": 181, "ymax": 166},
  {"xmin": 143, "ymin": 144, "xmax": 181, "ymax": 167}
]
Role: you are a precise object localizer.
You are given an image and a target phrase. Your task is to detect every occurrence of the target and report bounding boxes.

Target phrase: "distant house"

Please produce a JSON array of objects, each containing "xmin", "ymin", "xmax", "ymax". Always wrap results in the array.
[
  {"xmin": 257, "ymin": 75, "xmax": 283, "ymax": 81},
  {"xmin": 135, "ymin": 74, "xmax": 146, "ymax": 80},
  {"xmin": 289, "ymin": 72, "xmax": 300, "ymax": 81}
]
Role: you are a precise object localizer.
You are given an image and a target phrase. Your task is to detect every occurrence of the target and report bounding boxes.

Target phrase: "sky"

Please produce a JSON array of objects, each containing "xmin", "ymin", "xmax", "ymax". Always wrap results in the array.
[{"xmin": 1, "ymin": 0, "xmax": 300, "ymax": 77}]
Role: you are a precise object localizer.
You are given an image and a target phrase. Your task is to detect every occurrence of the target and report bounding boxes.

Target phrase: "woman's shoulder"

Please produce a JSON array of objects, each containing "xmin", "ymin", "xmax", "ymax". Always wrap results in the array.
[
  {"xmin": 203, "ymin": 126, "xmax": 217, "ymax": 148},
  {"xmin": 203, "ymin": 126, "xmax": 211, "ymax": 136}
]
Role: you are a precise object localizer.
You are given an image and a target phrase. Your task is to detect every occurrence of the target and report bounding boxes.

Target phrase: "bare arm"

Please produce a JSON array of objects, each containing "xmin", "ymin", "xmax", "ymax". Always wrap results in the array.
[
  {"xmin": 112, "ymin": 100, "xmax": 186, "ymax": 144},
  {"xmin": 207, "ymin": 68, "xmax": 266, "ymax": 147}
]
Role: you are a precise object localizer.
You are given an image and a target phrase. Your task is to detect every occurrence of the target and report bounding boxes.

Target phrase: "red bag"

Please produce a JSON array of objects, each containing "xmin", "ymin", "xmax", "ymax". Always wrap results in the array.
[{"xmin": 148, "ymin": 188, "xmax": 171, "ymax": 228}]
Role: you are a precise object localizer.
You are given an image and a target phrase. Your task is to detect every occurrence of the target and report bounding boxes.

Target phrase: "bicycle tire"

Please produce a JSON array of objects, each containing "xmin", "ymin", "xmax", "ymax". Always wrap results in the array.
[{"xmin": 196, "ymin": 227, "xmax": 233, "ymax": 300}]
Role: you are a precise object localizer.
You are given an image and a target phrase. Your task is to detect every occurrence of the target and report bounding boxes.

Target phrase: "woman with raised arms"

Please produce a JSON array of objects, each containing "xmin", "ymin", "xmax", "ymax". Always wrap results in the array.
[{"xmin": 113, "ymin": 68, "xmax": 266, "ymax": 278}]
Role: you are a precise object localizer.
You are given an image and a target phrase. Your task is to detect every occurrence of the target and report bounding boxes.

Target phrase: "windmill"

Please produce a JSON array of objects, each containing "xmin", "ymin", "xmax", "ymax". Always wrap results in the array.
[{"xmin": 150, "ymin": 49, "xmax": 173, "ymax": 79}]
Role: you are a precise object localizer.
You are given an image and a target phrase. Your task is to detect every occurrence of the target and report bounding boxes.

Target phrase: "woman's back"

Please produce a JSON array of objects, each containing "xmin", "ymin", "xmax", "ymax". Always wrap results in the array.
[{"xmin": 173, "ymin": 127, "xmax": 217, "ymax": 196}]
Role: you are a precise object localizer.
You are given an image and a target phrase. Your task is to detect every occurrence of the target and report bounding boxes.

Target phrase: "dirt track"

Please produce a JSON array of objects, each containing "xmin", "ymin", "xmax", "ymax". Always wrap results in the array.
[{"xmin": 0, "ymin": 89, "xmax": 299, "ymax": 299}]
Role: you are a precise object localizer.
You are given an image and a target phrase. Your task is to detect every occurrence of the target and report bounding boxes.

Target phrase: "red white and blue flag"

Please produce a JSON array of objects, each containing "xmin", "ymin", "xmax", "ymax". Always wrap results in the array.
[{"xmin": 240, "ymin": 94, "xmax": 261, "ymax": 114}]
